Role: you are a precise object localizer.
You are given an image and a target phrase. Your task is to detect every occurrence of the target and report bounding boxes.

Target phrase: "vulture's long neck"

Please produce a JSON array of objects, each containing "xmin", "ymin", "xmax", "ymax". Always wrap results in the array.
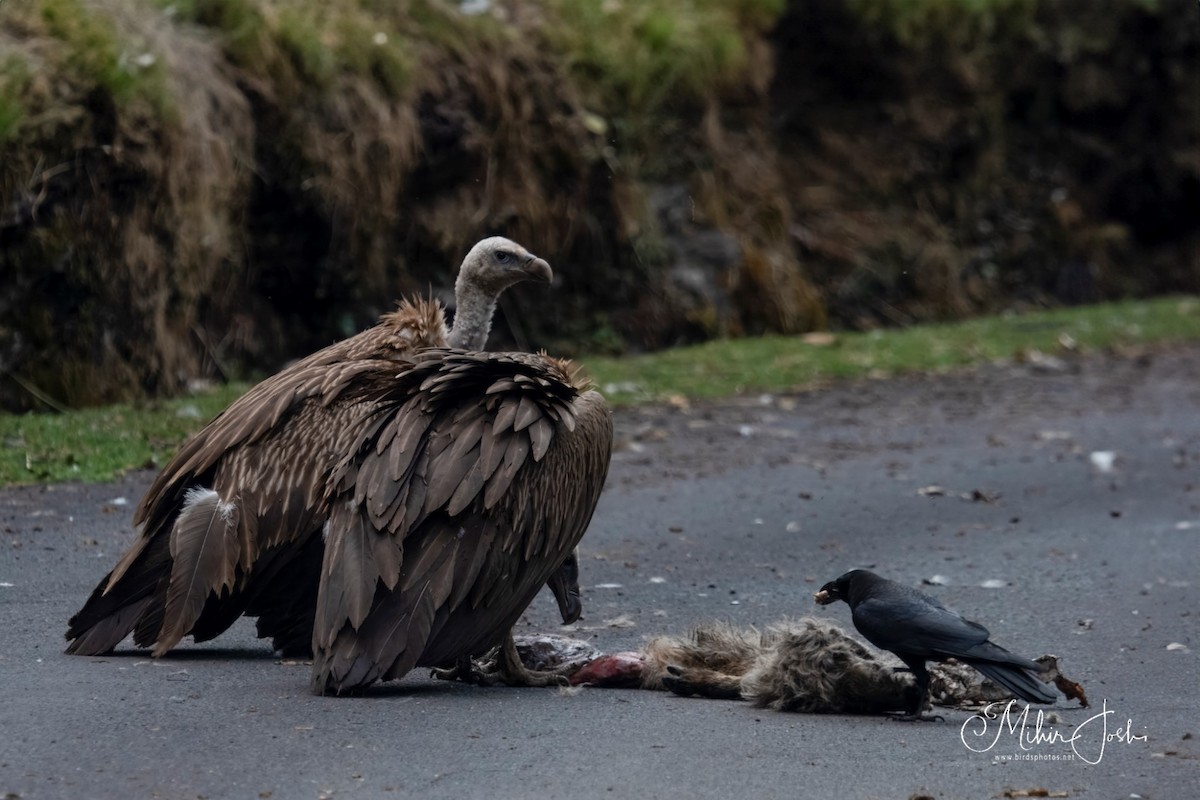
[{"xmin": 448, "ymin": 278, "xmax": 496, "ymax": 350}]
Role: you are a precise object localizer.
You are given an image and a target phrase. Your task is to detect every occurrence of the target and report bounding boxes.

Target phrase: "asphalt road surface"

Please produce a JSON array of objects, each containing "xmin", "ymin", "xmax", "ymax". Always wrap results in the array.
[{"xmin": 2, "ymin": 344, "xmax": 1198, "ymax": 799}]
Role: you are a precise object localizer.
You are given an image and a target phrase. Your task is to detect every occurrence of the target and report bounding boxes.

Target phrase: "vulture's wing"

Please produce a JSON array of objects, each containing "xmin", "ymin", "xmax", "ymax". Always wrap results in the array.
[
  {"xmin": 65, "ymin": 301, "xmax": 449, "ymax": 657},
  {"xmin": 64, "ymin": 360, "xmax": 365, "ymax": 656},
  {"xmin": 311, "ymin": 349, "xmax": 612, "ymax": 693},
  {"xmin": 134, "ymin": 300, "xmax": 448, "ymax": 538}
]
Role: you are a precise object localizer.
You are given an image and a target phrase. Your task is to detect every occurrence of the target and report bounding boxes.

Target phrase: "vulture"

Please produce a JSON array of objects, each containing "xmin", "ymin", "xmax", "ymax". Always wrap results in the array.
[{"xmin": 65, "ymin": 238, "xmax": 611, "ymax": 692}]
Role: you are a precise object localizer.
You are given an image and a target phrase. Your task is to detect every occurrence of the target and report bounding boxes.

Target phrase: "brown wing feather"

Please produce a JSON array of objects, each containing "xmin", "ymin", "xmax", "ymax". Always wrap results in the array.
[
  {"xmin": 526, "ymin": 416, "xmax": 555, "ymax": 462},
  {"xmin": 513, "ymin": 395, "xmax": 542, "ymax": 431},
  {"xmin": 314, "ymin": 494, "xmax": 409, "ymax": 646},
  {"xmin": 156, "ymin": 488, "xmax": 242, "ymax": 655},
  {"xmin": 445, "ymin": 460, "xmax": 486, "ymax": 517},
  {"xmin": 483, "ymin": 431, "xmax": 530, "ymax": 509},
  {"xmin": 65, "ymin": 300, "xmax": 447, "ymax": 657},
  {"xmin": 311, "ymin": 348, "xmax": 613, "ymax": 693},
  {"xmin": 315, "ymin": 537, "xmax": 459, "ymax": 692}
]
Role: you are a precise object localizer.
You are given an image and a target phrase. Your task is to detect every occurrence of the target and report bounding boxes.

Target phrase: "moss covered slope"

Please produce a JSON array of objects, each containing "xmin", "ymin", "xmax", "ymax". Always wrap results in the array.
[{"xmin": 1, "ymin": 0, "xmax": 1196, "ymax": 410}]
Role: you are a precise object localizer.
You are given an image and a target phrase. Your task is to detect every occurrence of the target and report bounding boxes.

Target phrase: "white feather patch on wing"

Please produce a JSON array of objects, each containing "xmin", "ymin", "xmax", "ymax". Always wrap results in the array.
[{"xmin": 181, "ymin": 487, "xmax": 221, "ymax": 515}]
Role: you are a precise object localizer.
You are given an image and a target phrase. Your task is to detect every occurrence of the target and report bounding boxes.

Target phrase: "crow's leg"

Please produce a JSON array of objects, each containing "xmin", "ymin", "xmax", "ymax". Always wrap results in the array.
[{"xmin": 890, "ymin": 659, "xmax": 944, "ymax": 722}]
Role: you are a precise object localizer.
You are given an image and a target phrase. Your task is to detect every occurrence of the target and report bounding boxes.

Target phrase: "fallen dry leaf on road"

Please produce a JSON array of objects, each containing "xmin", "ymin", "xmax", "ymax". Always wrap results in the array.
[
  {"xmin": 1036, "ymin": 655, "xmax": 1089, "ymax": 708},
  {"xmin": 666, "ymin": 394, "xmax": 690, "ymax": 411}
]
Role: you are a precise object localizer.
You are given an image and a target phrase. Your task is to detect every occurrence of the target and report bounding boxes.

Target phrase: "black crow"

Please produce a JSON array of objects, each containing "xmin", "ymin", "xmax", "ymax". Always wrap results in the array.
[{"xmin": 814, "ymin": 569, "xmax": 1057, "ymax": 720}]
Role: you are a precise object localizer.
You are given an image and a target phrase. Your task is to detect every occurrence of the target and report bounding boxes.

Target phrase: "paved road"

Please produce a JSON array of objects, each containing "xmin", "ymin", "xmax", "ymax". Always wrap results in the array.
[{"xmin": 2, "ymin": 345, "xmax": 1197, "ymax": 799}]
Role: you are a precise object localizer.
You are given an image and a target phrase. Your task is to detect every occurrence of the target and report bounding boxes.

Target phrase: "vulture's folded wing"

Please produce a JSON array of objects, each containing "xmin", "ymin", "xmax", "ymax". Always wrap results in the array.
[
  {"xmin": 312, "ymin": 349, "xmax": 612, "ymax": 693},
  {"xmin": 64, "ymin": 302, "xmax": 450, "ymax": 657}
]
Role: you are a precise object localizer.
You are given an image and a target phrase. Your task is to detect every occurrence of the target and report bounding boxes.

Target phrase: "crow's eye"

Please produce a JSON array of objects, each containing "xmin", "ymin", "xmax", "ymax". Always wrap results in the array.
[{"xmin": 495, "ymin": 250, "xmax": 512, "ymax": 263}]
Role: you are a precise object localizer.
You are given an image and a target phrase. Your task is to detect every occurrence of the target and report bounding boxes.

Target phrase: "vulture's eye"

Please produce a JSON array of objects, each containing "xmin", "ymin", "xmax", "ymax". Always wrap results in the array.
[{"xmin": 495, "ymin": 250, "xmax": 512, "ymax": 263}]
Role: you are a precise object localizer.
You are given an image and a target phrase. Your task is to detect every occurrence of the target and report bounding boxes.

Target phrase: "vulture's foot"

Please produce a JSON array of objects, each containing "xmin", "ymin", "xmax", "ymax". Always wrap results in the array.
[
  {"xmin": 492, "ymin": 634, "xmax": 571, "ymax": 688},
  {"xmin": 432, "ymin": 637, "xmax": 571, "ymax": 688},
  {"xmin": 431, "ymin": 654, "xmax": 501, "ymax": 686}
]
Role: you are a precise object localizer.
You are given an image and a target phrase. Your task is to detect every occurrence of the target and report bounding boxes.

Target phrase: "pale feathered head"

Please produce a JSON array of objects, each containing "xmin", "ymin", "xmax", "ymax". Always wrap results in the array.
[
  {"xmin": 449, "ymin": 237, "xmax": 553, "ymax": 350},
  {"xmin": 456, "ymin": 237, "xmax": 553, "ymax": 297}
]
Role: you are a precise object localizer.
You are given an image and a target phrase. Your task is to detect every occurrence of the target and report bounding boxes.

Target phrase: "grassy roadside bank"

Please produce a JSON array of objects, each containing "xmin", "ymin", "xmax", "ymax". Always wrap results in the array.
[
  {"xmin": 4, "ymin": 0, "xmax": 1197, "ymax": 411},
  {"xmin": 2, "ymin": 297, "xmax": 1197, "ymax": 487}
]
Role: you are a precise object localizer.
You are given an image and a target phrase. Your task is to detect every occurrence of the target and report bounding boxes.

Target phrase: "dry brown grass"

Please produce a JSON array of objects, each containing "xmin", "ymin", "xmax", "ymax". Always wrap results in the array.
[
  {"xmin": 1, "ymin": 0, "xmax": 255, "ymax": 407},
  {"xmin": 1, "ymin": 0, "xmax": 1196, "ymax": 410}
]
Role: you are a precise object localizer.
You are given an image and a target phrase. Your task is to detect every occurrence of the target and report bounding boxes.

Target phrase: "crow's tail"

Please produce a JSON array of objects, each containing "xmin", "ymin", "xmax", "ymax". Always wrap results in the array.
[{"xmin": 969, "ymin": 660, "xmax": 1057, "ymax": 704}]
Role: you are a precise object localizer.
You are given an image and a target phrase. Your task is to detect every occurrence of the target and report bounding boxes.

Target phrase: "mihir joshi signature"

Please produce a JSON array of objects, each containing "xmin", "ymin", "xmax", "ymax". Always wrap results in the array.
[{"xmin": 960, "ymin": 699, "xmax": 1146, "ymax": 765}]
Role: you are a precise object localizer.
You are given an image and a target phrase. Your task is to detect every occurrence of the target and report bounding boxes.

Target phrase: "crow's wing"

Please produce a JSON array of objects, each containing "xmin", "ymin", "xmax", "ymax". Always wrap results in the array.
[{"xmin": 852, "ymin": 594, "xmax": 991, "ymax": 658}]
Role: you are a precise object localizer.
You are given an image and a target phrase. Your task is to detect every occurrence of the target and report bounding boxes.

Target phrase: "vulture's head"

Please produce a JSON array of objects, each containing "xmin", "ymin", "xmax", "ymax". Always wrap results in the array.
[{"xmin": 457, "ymin": 237, "xmax": 553, "ymax": 297}]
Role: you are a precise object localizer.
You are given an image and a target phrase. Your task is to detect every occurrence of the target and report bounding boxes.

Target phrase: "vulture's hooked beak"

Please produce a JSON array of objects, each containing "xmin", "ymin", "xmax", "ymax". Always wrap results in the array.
[
  {"xmin": 556, "ymin": 587, "xmax": 582, "ymax": 625},
  {"xmin": 522, "ymin": 256, "xmax": 553, "ymax": 284},
  {"xmin": 548, "ymin": 551, "xmax": 582, "ymax": 624}
]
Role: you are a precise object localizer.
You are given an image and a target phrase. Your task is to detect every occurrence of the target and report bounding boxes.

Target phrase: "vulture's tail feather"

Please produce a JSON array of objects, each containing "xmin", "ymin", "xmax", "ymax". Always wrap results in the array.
[
  {"xmin": 64, "ymin": 534, "xmax": 172, "ymax": 655},
  {"xmin": 247, "ymin": 535, "xmax": 326, "ymax": 656},
  {"xmin": 65, "ymin": 596, "xmax": 153, "ymax": 656}
]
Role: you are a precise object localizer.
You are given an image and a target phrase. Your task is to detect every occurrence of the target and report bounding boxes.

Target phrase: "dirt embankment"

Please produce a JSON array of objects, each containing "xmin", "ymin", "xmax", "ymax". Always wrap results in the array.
[{"xmin": 1, "ymin": 0, "xmax": 1197, "ymax": 410}]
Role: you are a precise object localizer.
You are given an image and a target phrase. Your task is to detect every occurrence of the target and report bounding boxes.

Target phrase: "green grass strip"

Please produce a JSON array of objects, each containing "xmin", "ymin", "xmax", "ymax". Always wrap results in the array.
[
  {"xmin": 584, "ymin": 297, "xmax": 1200, "ymax": 404},
  {"xmin": 2, "ymin": 297, "xmax": 1197, "ymax": 487}
]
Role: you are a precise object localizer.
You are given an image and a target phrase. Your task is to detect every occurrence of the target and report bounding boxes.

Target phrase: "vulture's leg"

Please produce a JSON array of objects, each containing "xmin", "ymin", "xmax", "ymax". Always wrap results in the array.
[{"xmin": 490, "ymin": 632, "xmax": 571, "ymax": 687}]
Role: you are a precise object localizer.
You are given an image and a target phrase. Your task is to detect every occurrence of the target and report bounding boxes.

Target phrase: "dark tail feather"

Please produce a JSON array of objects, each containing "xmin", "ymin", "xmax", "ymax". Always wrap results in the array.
[
  {"xmin": 65, "ymin": 537, "xmax": 171, "ymax": 656},
  {"xmin": 248, "ymin": 536, "xmax": 325, "ymax": 656},
  {"xmin": 190, "ymin": 586, "xmax": 251, "ymax": 644},
  {"xmin": 969, "ymin": 660, "xmax": 1057, "ymax": 704},
  {"xmin": 65, "ymin": 596, "xmax": 153, "ymax": 655},
  {"xmin": 179, "ymin": 532, "xmax": 326, "ymax": 655},
  {"xmin": 132, "ymin": 577, "xmax": 169, "ymax": 647}
]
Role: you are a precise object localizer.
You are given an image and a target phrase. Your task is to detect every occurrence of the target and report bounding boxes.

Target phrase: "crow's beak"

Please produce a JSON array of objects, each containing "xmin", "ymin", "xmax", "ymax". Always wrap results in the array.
[
  {"xmin": 813, "ymin": 589, "xmax": 834, "ymax": 605},
  {"xmin": 522, "ymin": 256, "xmax": 553, "ymax": 284}
]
